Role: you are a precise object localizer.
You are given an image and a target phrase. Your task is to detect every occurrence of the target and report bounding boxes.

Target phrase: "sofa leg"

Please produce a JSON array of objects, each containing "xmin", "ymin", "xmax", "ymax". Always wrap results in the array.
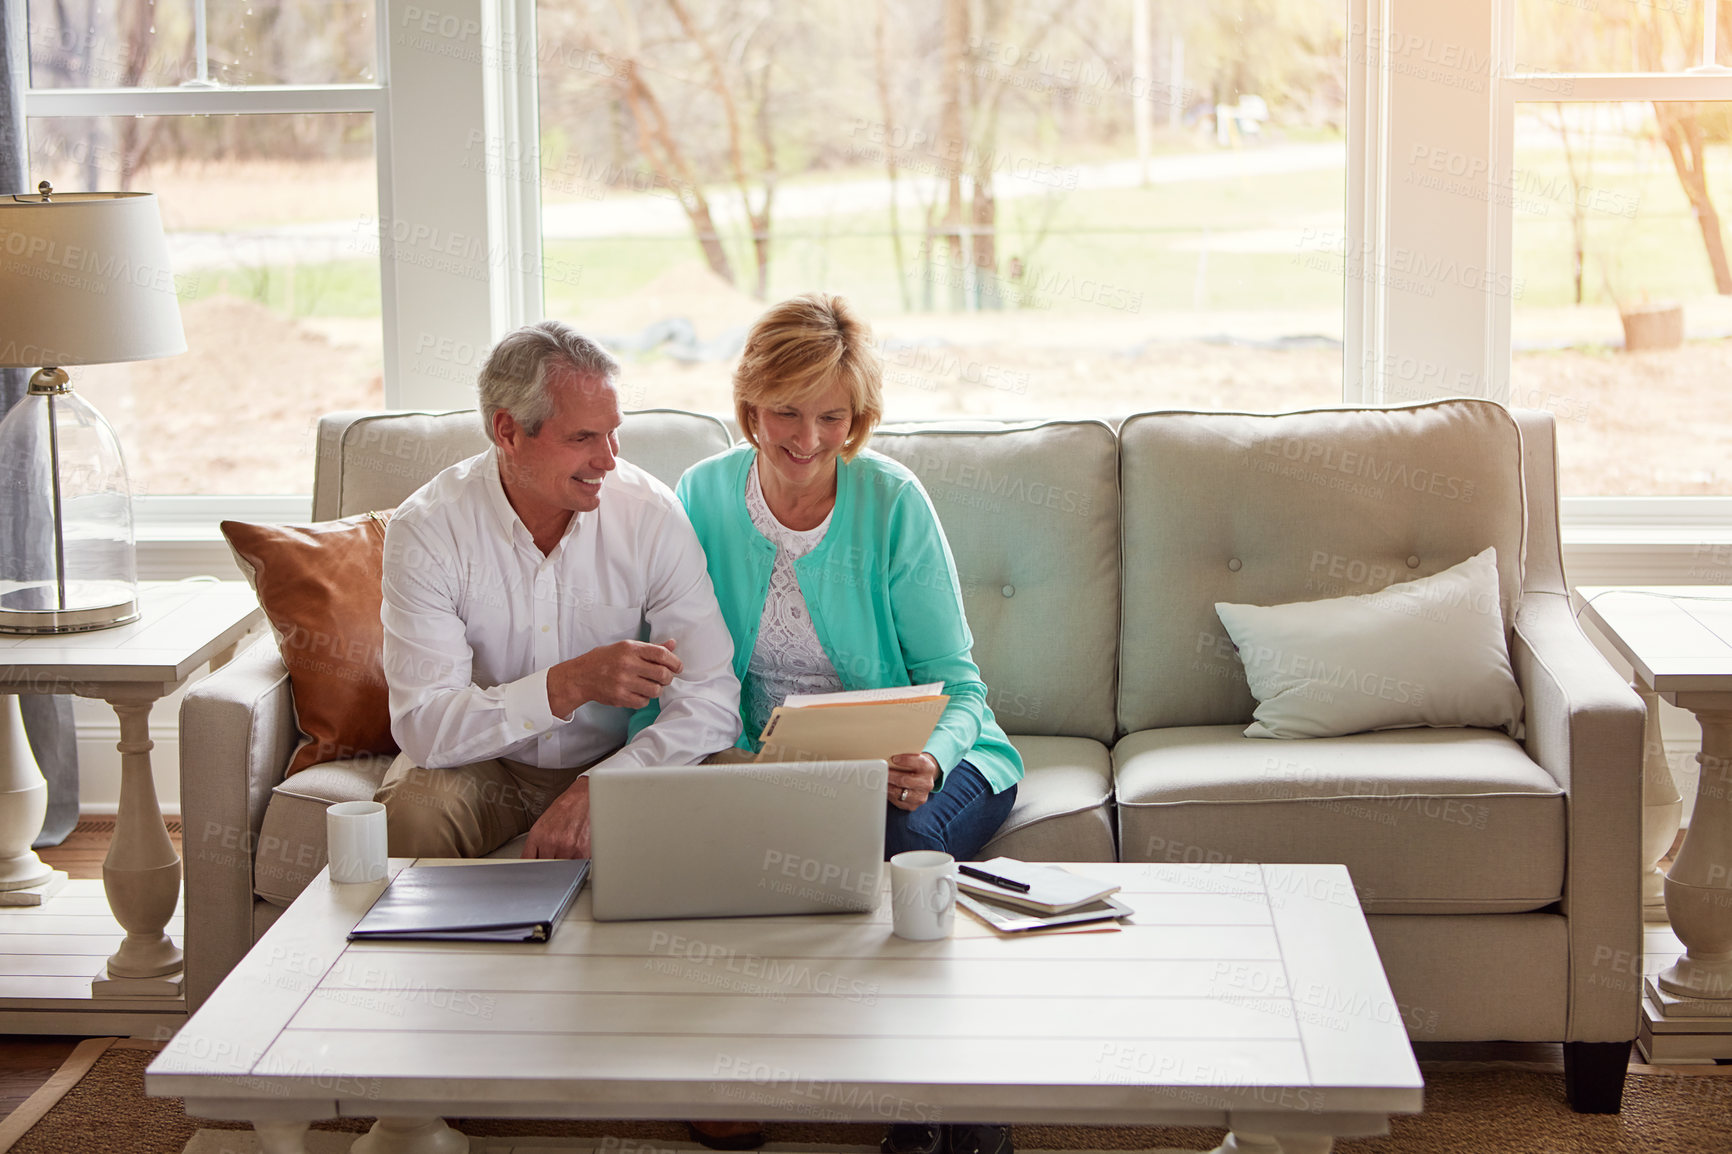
[{"xmin": 1563, "ymin": 1040, "xmax": 1631, "ymax": 1113}]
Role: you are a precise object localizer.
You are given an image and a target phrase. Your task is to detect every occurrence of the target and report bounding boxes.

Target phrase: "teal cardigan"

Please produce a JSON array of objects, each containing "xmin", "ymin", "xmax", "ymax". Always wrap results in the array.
[{"xmin": 639, "ymin": 443, "xmax": 1023, "ymax": 794}]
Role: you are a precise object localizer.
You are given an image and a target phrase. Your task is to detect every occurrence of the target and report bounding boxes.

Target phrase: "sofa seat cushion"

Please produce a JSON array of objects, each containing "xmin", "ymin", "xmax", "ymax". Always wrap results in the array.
[
  {"xmin": 254, "ymin": 755, "xmax": 395, "ymax": 906},
  {"xmin": 1114, "ymin": 725, "xmax": 1563, "ymax": 914},
  {"xmin": 982, "ymin": 735, "xmax": 1116, "ymax": 862}
]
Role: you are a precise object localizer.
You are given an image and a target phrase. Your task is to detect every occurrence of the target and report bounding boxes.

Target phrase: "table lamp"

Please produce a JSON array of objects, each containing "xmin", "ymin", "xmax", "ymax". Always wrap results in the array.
[{"xmin": 0, "ymin": 183, "xmax": 186, "ymax": 634}]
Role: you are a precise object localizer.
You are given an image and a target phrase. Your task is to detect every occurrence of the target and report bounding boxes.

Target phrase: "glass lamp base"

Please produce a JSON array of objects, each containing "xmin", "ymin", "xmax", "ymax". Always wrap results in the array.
[{"xmin": 0, "ymin": 597, "xmax": 139, "ymax": 634}]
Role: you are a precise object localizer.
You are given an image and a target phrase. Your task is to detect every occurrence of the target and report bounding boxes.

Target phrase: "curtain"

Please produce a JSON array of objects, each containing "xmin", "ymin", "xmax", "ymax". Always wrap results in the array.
[{"xmin": 0, "ymin": 3, "xmax": 80, "ymax": 847}]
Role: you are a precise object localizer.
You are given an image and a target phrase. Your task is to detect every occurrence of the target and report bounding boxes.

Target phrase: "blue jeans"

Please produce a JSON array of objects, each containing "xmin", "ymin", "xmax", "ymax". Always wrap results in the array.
[{"xmin": 884, "ymin": 761, "xmax": 1017, "ymax": 861}]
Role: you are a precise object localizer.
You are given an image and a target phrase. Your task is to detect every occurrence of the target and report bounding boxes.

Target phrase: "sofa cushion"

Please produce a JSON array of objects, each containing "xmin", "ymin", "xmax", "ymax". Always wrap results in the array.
[
  {"xmin": 871, "ymin": 421, "xmax": 1120, "ymax": 744},
  {"xmin": 982, "ymin": 735, "xmax": 1116, "ymax": 862},
  {"xmin": 315, "ymin": 408, "xmax": 733, "ymax": 519},
  {"xmin": 221, "ymin": 512, "xmax": 396, "ymax": 776},
  {"xmin": 254, "ymin": 755, "xmax": 395, "ymax": 906},
  {"xmin": 1214, "ymin": 547, "xmax": 1524, "ymax": 739},
  {"xmin": 1117, "ymin": 400, "xmax": 1526, "ymax": 732},
  {"xmin": 1114, "ymin": 725, "xmax": 1563, "ymax": 914}
]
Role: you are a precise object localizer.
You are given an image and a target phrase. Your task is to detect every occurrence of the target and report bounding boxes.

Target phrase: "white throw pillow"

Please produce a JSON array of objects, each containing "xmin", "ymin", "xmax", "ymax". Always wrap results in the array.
[{"xmin": 1214, "ymin": 547, "xmax": 1524, "ymax": 740}]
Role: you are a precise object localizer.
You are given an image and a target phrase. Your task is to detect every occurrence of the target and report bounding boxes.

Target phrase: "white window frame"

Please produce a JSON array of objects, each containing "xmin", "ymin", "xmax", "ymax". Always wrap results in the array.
[
  {"xmin": 12, "ymin": 0, "xmax": 541, "ymax": 568},
  {"xmin": 1346, "ymin": 0, "xmax": 1732, "ymax": 580}
]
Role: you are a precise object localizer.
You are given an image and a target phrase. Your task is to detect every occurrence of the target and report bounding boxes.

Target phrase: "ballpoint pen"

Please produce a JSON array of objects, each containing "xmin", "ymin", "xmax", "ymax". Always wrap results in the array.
[{"xmin": 958, "ymin": 864, "xmax": 1032, "ymax": 893}]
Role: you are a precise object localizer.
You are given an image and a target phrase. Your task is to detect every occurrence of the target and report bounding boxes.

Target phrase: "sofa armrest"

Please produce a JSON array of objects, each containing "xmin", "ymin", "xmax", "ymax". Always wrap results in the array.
[
  {"xmin": 1511, "ymin": 589, "xmax": 1645, "ymax": 1042},
  {"xmin": 179, "ymin": 636, "xmax": 298, "ymax": 1011}
]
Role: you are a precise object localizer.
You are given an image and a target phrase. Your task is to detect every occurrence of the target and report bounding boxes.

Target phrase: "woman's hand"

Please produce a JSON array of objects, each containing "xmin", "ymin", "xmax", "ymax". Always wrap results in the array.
[{"xmin": 888, "ymin": 752, "xmax": 940, "ymax": 810}]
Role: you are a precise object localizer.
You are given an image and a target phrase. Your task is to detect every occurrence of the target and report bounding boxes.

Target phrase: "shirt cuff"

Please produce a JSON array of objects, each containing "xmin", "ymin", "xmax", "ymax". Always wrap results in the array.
[{"xmin": 505, "ymin": 667, "xmax": 563, "ymax": 738}]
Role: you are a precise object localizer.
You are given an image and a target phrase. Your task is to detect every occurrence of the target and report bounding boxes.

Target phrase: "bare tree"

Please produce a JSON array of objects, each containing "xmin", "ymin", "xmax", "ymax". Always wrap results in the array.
[
  {"xmin": 872, "ymin": 0, "xmax": 912, "ymax": 309},
  {"xmin": 937, "ymin": 0, "xmax": 968, "ymax": 308},
  {"xmin": 1653, "ymin": 102, "xmax": 1732, "ymax": 293},
  {"xmin": 1634, "ymin": 8, "xmax": 1732, "ymax": 293},
  {"xmin": 665, "ymin": 0, "xmax": 777, "ymax": 299},
  {"xmin": 614, "ymin": 55, "xmax": 738, "ymax": 285},
  {"xmin": 1544, "ymin": 104, "xmax": 1595, "ymax": 305},
  {"xmin": 564, "ymin": 0, "xmax": 791, "ymax": 296}
]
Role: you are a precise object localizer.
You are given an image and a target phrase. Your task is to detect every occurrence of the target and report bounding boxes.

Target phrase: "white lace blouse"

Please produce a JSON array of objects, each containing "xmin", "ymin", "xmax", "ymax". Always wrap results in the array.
[{"xmin": 742, "ymin": 459, "xmax": 844, "ymax": 740}]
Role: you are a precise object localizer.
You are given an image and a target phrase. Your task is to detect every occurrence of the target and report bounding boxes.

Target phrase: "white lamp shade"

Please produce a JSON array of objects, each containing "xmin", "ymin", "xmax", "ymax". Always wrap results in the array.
[{"xmin": 0, "ymin": 191, "xmax": 187, "ymax": 368}]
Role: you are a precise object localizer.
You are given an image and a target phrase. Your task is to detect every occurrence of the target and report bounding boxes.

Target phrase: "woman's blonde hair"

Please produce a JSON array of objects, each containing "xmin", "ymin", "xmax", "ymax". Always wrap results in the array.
[{"xmin": 734, "ymin": 293, "xmax": 883, "ymax": 460}]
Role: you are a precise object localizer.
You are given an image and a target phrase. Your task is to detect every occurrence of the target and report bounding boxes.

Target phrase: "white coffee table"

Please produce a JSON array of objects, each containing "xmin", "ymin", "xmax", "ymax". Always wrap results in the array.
[{"xmin": 146, "ymin": 861, "xmax": 1423, "ymax": 1154}]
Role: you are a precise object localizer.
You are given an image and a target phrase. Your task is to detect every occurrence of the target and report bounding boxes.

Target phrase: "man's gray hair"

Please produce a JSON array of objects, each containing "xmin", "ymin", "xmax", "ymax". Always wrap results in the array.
[{"xmin": 477, "ymin": 320, "xmax": 621, "ymax": 444}]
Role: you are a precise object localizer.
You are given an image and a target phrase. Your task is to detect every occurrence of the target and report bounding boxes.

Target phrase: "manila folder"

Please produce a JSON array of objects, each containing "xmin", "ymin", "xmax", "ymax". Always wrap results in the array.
[{"xmin": 757, "ymin": 690, "xmax": 949, "ymax": 763}]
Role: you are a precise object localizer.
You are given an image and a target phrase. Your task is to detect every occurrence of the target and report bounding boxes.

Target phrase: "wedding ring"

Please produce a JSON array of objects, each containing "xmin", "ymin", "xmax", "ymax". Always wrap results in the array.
[{"xmin": 900, "ymin": 788, "xmax": 909, "ymax": 802}]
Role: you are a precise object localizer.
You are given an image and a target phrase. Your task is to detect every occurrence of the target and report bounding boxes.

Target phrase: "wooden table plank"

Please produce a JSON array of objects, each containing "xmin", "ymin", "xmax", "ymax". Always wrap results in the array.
[
  {"xmin": 285, "ymin": 990, "xmax": 1306, "ymax": 1042},
  {"xmin": 149, "ymin": 868, "xmax": 403, "ymax": 1079},
  {"xmin": 250, "ymin": 1031, "xmax": 1314, "ymax": 1096},
  {"xmin": 1260, "ymin": 864, "xmax": 1423, "ymax": 1104},
  {"xmin": 1579, "ymin": 587, "xmax": 1732, "ymax": 690},
  {"xmin": 322, "ymin": 953, "xmax": 1292, "ymax": 1000}
]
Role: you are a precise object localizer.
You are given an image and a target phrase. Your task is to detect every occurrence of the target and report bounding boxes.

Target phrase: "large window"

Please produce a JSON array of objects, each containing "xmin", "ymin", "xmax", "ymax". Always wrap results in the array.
[
  {"xmin": 23, "ymin": 0, "xmax": 389, "ymax": 497},
  {"xmin": 1503, "ymin": 5, "xmax": 1732, "ymax": 497},
  {"xmin": 1510, "ymin": 100, "xmax": 1732, "ymax": 496},
  {"xmin": 533, "ymin": 0, "xmax": 1348, "ymax": 420},
  {"xmin": 25, "ymin": 0, "xmax": 1732, "ymax": 524},
  {"xmin": 26, "ymin": 112, "xmax": 384, "ymax": 495}
]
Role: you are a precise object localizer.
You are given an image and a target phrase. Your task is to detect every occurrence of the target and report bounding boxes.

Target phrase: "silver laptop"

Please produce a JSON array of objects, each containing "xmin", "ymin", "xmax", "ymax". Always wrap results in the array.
[{"xmin": 587, "ymin": 759, "xmax": 888, "ymax": 921}]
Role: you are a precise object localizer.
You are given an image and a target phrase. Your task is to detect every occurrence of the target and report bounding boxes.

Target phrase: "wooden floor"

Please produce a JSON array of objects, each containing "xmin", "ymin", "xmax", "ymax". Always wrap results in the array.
[{"xmin": 0, "ymin": 1036, "xmax": 80, "ymax": 1122}]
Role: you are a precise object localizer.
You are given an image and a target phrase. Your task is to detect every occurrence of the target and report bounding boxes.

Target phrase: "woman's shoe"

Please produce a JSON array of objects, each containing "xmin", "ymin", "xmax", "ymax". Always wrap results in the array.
[
  {"xmin": 882, "ymin": 1123, "xmax": 943, "ymax": 1154},
  {"xmin": 946, "ymin": 1124, "xmax": 1013, "ymax": 1154},
  {"xmin": 686, "ymin": 1121, "xmax": 768, "ymax": 1150}
]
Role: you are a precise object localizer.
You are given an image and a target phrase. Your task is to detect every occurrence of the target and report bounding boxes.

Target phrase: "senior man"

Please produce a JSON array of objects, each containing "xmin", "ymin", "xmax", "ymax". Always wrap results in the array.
[{"xmin": 374, "ymin": 320, "xmax": 740, "ymax": 859}]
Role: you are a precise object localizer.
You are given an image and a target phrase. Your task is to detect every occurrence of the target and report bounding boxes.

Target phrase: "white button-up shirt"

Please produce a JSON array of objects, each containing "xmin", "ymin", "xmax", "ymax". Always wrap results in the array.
[{"xmin": 380, "ymin": 448, "xmax": 740, "ymax": 771}]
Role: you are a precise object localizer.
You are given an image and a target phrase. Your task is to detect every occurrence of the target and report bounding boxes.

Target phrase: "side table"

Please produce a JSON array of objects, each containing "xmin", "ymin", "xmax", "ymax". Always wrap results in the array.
[
  {"xmin": 1578, "ymin": 586, "xmax": 1732, "ymax": 1060},
  {"xmin": 0, "ymin": 579, "xmax": 262, "ymax": 998}
]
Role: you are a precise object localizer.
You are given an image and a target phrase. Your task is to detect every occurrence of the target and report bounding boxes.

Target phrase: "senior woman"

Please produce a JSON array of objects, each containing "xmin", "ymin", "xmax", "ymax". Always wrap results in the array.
[
  {"xmin": 669, "ymin": 293, "xmax": 1021, "ymax": 1154},
  {"xmin": 684, "ymin": 292, "xmax": 1020, "ymax": 858}
]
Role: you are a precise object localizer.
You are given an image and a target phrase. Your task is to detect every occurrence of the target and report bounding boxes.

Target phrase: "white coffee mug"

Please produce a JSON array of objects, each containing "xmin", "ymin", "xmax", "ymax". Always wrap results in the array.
[
  {"xmin": 890, "ymin": 850, "xmax": 957, "ymax": 940},
  {"xmin": 326, "ymin": 800, "xmax": 388, "ymax": 884}
]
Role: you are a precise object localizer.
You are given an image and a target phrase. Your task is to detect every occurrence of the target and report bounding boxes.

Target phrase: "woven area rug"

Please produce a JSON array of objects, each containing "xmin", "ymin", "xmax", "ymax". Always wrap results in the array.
[{"xmin": 5, "ymin": 1040, "xmax": 1732, "ymax": 1154}]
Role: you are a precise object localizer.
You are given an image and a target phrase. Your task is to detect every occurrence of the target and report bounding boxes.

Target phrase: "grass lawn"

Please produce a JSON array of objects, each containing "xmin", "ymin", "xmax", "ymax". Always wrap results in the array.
[
  {"xmin": 539, "ymin": 164, "xmax": 1351, "ymax": 322},
  {"xmin": 181, "ymin": 259, "xmax": 383, "ymax": 318},
  {"xmin": 164, "ymin": 129, "xmax": 1732, "ymax": 335}
]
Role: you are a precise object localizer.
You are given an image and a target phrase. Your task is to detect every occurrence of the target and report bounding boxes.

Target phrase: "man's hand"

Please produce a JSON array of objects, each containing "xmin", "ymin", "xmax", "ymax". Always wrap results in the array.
[
  {"xmin": 525, "ymin": 775, "xmax": 592, "ymax": 859},
  {"xmin": 548, "ymin": 638, "xmax": 682, "ymax": 716},
  {"xmin": 888, "ymin": 752, "xmax": 940, "ymax": 811}
]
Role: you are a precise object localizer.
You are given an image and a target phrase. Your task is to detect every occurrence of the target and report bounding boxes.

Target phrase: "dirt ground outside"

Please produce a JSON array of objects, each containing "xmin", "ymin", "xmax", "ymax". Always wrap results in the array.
[{"xmin": 72, "ymin": 273, "xmax": 1732, "ymax": 500}]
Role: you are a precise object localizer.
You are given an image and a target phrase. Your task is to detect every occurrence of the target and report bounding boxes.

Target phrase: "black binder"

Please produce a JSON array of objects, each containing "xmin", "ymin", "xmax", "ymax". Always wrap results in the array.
[{"xmin": 348, "ymin": 860, "xmax": 590, "ymax": 942}]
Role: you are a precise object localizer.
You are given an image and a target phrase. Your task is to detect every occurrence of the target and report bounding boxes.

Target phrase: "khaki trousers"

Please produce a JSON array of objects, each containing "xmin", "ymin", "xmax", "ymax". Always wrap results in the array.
[{"xmin": 373, "ymin": 752, "xmax": 590, "ymax": 858}]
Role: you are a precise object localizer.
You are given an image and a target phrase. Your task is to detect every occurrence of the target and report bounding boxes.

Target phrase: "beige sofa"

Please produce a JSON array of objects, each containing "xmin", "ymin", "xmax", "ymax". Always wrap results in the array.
[{"xmin": 180, "ymin": 399, "xmax": 1642, "ymax": 1111}]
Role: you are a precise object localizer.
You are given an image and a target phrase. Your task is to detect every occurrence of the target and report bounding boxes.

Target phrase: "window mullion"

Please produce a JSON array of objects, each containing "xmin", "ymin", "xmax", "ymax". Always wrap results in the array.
[
  {"xmin": 24, "ymin": 85, "xmax": 386, "ymax": 117},
  {"xmin": 192, "ymin": 0, "xmax": 210, "ymax": 86},
  {"xmin": 1501, "ymin": 73, "xmax": 1732, "ymax": 101}
]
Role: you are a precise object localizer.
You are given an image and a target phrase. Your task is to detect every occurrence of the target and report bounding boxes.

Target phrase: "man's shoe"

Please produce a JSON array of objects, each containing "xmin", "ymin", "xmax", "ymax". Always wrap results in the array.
[
  {"xmin": 946, "ymin": 1124, "xmax": 1012, "ymax": 1154},
  {"xmin": 882, "ymin": 1123, "xmax": 943, "ymax": 1154},
  {"xmin": 686, "ymin": 1121, "xmax": 767, "ymax": 1150}
]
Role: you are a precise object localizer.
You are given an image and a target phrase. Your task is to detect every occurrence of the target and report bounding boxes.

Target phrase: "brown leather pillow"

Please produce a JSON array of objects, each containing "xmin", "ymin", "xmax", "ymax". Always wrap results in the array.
[{"xmin": 221, "ymin": 511, "xmax": 396, "ymax": 776}]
